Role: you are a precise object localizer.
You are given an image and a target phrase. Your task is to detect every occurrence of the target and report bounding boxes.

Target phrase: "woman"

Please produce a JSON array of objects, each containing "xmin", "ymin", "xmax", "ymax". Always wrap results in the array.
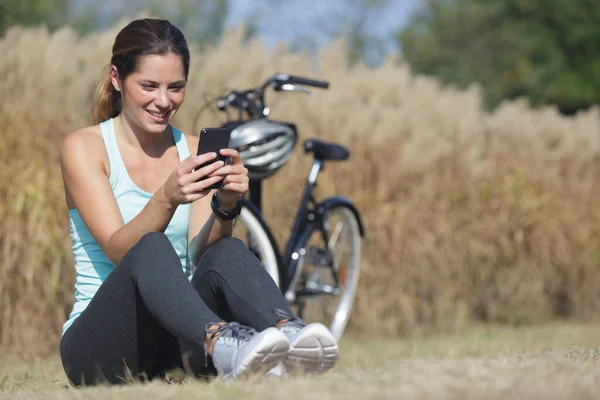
[{"xmin": 59, "ymin": 18, "xmax": 339, "ymax": 386}]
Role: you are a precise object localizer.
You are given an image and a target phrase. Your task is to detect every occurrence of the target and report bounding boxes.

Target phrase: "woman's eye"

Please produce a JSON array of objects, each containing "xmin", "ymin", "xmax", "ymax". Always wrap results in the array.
[
  {"xmin": 141, "ymin": 84, "xmax": 155, "ymax": 90},
  {"xmin": 170, "ymin": 86, "xmax": 185, "ymax": 92}
]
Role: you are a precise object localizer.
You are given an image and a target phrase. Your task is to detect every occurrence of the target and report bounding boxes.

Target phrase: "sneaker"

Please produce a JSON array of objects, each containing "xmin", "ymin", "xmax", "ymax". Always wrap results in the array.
[
  {"xmin": 207, "ymin": 322, "xmax": 290, "ymax": 380},
  {"xmin": 264, "ymin": 362, "xmax": 286, "ymax": 378},
  {"xmin": 272, "ymin": 309, "xmax": 339, "ymax": 374}
]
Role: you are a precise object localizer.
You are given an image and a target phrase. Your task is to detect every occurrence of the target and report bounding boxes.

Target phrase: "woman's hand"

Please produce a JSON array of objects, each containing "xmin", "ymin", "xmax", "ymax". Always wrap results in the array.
[
  {"xmin": 161, "ymin": 152, "xmax": 225, "ymax": 208},
  {"xmin": 213, "ymin": 149, "xmax": 249, "ymax": 209}
]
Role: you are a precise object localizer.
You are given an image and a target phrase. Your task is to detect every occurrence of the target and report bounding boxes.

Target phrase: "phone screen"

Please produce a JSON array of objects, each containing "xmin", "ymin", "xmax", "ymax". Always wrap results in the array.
[{"xmin": 195, "ymin": 127, "xmax": 233, "ymax": 190}]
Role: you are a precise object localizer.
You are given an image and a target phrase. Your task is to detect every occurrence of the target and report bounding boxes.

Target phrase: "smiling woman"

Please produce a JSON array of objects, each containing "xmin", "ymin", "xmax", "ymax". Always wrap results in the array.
[
  {"xmin": 117, "ymin": 55, "xmax": 186, "ymax": 127},
  {"xmin": 103, "ymin": 52, "xmax": 187, "ymax": 133},
  {"xmin": 91, "ymin": 18, "xmax": 191, "ymax": 128},
  {"xmin": 57, "ymin": 18, "xmax": 339, "ymax": 387}
]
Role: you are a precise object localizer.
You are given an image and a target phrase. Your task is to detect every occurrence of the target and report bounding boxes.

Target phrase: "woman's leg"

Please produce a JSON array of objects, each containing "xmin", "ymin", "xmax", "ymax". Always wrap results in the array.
[
  {"xmin": 189, "ymin": 237, "xmax": 292, "ymax": 331},
  {"xmin": 60, "ymin": 232, "xmax": 290, "ymax": 386},
  {"xmin": 189, "ymin": 236, "xmax": 339, "ymax": 374},
  {"xmin": 60, "ymin": 232, "xmax": 223, "ymax": 386}
]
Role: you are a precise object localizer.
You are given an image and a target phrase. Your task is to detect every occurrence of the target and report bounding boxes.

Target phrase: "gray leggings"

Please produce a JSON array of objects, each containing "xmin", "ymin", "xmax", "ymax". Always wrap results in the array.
[{"xmin": 59, "ymin": 232, "xmax": 291, "ymax": 386}]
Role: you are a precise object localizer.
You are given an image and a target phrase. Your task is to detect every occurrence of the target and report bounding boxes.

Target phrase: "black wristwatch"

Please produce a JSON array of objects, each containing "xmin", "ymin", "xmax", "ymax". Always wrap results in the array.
[{"xmin": 211, "ymin": 192, "xmax": 241, "ymax": 221}]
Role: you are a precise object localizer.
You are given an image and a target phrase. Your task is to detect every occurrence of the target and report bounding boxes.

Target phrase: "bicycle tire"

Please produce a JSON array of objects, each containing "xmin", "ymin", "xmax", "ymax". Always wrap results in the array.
[
  {"xmin": 233, "ymin": 205, "xmax": 281, "ymax": 288},
  {"xmin": 292, "ymin": 203, "xmax": 362, "ymax": 341}
]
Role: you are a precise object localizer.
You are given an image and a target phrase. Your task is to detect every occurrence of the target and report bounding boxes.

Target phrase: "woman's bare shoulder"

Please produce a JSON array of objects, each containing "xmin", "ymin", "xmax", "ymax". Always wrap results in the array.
[
  {"xmin": 60, "ymin": 125, "xmax": 107, "ymax": 172},
  {"xmin": 62, "ymin": 125, "xmax": 103, "ymax": 149}
]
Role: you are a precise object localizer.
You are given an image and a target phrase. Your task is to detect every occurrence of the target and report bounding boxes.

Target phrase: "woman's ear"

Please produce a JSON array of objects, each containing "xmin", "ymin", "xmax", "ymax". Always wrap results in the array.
[{"xmin": 109, "ymin": 65, "xmax": 122, "ymax": 92}]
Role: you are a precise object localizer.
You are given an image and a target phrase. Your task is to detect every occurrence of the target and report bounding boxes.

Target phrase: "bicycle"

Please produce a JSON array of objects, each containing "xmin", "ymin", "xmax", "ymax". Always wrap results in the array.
[{"xmin": 200, "ymin": 74, "xmax": 366, "ymax": 341}]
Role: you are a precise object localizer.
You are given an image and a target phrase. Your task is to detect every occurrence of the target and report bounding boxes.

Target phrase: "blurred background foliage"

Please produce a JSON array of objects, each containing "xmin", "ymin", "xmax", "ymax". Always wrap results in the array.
[
  {"xmin": 1, "ymin": 0, "xmax": 236, "ymax": 47},
  {"xmin": 2, "ymin": 0, "xmax": 600, "ymax": 356},
  {"xmin": 397, "ymin": 0, "xmax": 600, "ymax": 115},
  {"xmin": 3, "ymin": 0, "xmax": 598, "ymax": 114}
]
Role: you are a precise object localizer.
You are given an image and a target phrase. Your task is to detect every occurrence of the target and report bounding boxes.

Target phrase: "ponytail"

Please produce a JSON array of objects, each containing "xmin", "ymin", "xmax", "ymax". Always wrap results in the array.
[{"xmin": 91, "ymin": 73, "xmax": 121, "ymax": 125}]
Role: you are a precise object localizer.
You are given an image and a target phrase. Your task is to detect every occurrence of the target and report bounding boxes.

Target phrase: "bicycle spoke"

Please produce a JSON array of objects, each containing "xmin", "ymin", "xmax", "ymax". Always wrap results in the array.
[
  {"xmin": 291, "ymin": 205, "xmax": 361, "ymax": 340},
  {"xmin": 328, "ymin": 219, "xmax": 344, "ymax": 249},
  {"xmin": 330, "ymin": 223, "xmax": 349, "ymax": 275}
]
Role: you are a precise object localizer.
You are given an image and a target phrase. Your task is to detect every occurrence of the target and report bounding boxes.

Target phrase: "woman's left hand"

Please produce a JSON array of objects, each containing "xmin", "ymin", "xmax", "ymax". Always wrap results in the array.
[{"xmin": 212, "ymin": 149, "xmax": 249, "ymax": 210}]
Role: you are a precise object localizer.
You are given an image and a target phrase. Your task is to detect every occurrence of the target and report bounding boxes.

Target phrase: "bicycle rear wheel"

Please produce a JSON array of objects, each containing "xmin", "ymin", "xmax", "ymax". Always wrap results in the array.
[
  {"xmin": 232, "ymin": 205, "xmax": 281, "ymax": 288},
  {"xmin": 291, "ymin": 204, "xmax": 362, "ymax": 341}
]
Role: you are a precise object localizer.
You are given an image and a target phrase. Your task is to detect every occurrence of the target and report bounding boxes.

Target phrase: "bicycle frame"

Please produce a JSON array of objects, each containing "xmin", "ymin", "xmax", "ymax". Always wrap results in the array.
[
  {"xmin": 244, "ymin": 157, "xmax": 365, "ymax": 296},
  {"xmin": 213, "ymin": 73, "xmax": 364, "ymax": 297},
  {"xmin": 245, "ymin": 158, "xmax": 323, "ymax": 292},
  {"xmin": 210, "ymin": 74, "xmax": 367, "ymax": 337},
  {"xmin": 283, "ymin": 159, "xmax": 323, "ymax": 263}
]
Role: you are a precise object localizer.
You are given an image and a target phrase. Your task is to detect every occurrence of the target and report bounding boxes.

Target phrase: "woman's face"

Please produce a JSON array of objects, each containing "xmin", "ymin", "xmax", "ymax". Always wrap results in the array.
[{"xmin": 112, "ymin": 52, "xmax": 187, "ymax": 135}]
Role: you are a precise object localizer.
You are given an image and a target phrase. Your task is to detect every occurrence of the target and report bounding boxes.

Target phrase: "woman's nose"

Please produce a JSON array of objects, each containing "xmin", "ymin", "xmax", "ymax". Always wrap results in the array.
[{"xmin": 154, "ymin": 89, "xmax": 170, "ymax": 108}]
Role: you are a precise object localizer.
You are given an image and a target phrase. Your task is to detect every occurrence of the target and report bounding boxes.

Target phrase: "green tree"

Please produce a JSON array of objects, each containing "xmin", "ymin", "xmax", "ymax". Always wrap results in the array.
[
  {"xmin": 78, "ymin": 0, "xmax": 232, "ymax": 49},
  {"xmin": 144, "ymin": 0, "xmax": 230, "ymax": 49},
  {"xmin": 0, "ymin": 0, "xmax": 70, "ymax": 35},
  {"xmin": 306, "ymin": 0, "xmax": 393, "ymax": 66},
  {"xmin": 397, "ymin": 0, "xmax": 600, "ymax": 114}
]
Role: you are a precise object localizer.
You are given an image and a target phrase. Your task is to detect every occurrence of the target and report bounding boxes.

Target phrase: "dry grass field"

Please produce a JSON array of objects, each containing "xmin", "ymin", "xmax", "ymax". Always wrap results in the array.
[
  {"xmin": 2, "ymin": 323, "xmax": 600, "ymax": 400},
  {"xmin": 2, "ymin": 18, "xmax": 600, "ymax": 359}
]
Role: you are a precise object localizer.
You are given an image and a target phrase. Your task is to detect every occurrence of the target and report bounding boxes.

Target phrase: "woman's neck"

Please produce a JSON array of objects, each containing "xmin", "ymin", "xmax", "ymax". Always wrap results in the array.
[{"xmin": 113, "ymin": 114, "xmax": 173, "ymax": 158}]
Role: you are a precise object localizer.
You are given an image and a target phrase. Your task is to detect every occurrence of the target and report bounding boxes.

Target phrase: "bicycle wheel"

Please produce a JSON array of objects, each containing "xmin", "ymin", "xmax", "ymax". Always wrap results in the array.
[
  {"xmin": 291, "ymin": 204, "xmax": 362, "ymax": 341},
  {"xmin": 232, "ymin": 205, "xmax": 281, "ymax": 288}
]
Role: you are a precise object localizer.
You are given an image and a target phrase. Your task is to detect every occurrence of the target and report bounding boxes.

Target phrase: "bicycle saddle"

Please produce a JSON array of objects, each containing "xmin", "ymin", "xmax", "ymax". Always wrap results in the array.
[{"xmin": 303, "ymin": 139, "xmax": 350, "ymax": 161}]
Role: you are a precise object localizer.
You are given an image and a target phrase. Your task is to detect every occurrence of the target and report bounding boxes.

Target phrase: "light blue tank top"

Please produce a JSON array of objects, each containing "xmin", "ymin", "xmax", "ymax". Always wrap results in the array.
[{"xmin": 62, "ymin": 118, "xmax": 191, "ymax": 335}]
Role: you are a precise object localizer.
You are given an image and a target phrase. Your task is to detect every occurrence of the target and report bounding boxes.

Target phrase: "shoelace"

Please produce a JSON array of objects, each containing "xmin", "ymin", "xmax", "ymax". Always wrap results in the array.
[
  {"xmin": 204, "ymin": 322, "xmax": 258, "ymax": 368},
  {"xmin": 272, "ymin": 308, "xmax": 306, "ymax": 331}
]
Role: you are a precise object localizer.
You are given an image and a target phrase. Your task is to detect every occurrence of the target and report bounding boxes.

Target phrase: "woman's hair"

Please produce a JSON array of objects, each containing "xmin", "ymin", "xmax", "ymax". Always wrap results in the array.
[{"xmin": 92, "ymin": 19, "xmax": 190, "ymax": 125}]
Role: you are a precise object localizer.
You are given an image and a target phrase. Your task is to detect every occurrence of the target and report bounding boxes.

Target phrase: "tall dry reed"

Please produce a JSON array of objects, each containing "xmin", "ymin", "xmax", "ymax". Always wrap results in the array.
[{"xmin": 2, "ymin": 21, "xmax": 600, "ymax": 357}]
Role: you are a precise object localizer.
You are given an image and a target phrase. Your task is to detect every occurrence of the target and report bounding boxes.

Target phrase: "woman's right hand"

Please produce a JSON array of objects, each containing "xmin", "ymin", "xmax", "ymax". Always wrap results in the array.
[{"xmin": 161, "ymin": 152, "xmax": 225, "ymax": 207}]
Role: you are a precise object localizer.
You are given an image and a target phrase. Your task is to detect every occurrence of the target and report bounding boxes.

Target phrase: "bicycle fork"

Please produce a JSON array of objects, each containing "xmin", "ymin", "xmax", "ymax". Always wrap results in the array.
[{"xmin": 284, "ymin": 159, "xmax": 342, "ymax": 305}]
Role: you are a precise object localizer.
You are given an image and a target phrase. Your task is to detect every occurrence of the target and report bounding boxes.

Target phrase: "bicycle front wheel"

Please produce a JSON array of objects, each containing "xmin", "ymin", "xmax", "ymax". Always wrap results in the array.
[
  {"xmin": 232, "ymin": 205, "xmax": 281, "ymax": 288},
  {"xmin": 291, "ymin": 204, "xmax": 362, "ymax": 341}
]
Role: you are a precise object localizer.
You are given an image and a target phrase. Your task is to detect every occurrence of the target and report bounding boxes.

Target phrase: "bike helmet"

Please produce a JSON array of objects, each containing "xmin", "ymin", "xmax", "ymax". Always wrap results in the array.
[{"xmin": 229, "ymin": 119, "xmax": 297, "ymax": 181}]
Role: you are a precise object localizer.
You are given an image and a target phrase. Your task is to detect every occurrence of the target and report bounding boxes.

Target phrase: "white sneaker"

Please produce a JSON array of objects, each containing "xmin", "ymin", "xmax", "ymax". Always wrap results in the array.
[
  {"xmin": 208, "ymin": 322, "xmax": 290, "ymax": 380},
  {"xmin": 271, "ymin": 309, "xmax": 339, "ymax": 374}
]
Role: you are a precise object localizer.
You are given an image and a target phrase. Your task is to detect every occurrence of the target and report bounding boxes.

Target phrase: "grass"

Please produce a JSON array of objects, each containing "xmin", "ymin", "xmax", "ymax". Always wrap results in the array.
[
  {"xmin": 2, "ymin": 323, "xmax": 599, "ymax": 399},
  {"xmin": 4, "ymin": 20, "xmax": 600, "ymax": 355}
]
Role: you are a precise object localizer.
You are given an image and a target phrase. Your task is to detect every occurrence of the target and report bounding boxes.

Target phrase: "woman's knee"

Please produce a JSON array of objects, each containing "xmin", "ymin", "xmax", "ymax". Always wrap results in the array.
[
  {"xmin": 198, "ymin": 237, "xmax": 254, "ymax": 272},
  {"xmin": 208, "ymin": 237, "xmax": 247, "ymax": 254},
  {"xmin": 125, "ymin": 232, "xmax": 173, "ymax": 260},
  {"xmin": 120, "ymin": 232, "xmax": 179, "ymax": 276},
  {"xmin": 136, "ymin": 232, "xmax": 171, "ymax": 251}
]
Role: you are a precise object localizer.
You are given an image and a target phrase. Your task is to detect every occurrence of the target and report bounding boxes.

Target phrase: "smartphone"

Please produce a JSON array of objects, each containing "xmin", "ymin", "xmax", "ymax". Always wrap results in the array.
[{"xmin": 195, "ymin": 127, "xmax": 233, "ymax": 190}]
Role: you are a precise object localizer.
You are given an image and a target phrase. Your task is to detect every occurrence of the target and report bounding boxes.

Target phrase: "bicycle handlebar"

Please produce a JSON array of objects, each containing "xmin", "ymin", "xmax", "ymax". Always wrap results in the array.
[
  {"xmin": 216, "ymin": 73, "xmax": 330, "ymax": 118},
  {"xmin": 287, "ymin": 75, "xmax": 329, "ymax": 89}
]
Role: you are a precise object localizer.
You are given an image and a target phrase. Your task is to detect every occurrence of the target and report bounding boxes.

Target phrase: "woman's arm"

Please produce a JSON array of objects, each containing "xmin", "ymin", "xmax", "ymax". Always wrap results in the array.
[
  {"xmin": 186, "ymin": 136, "xmax": 249, "ymax": 266},
  {"xmin": 61, "ymin": 127, "xmax": 223, "ymax": 265},
  {"xmin": 187, "ymin": 193, "xmax": 233, "ymax": 266}
]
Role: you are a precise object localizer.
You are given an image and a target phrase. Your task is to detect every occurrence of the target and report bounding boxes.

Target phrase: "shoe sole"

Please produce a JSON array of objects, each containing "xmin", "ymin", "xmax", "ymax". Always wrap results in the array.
[
  {"xmin": 285, "ymin": 323, "xmax": 339, "ymax": 374},
  {"xmin": 226, "ymin": 328, "xmax": 290, "ymax": 380}
]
